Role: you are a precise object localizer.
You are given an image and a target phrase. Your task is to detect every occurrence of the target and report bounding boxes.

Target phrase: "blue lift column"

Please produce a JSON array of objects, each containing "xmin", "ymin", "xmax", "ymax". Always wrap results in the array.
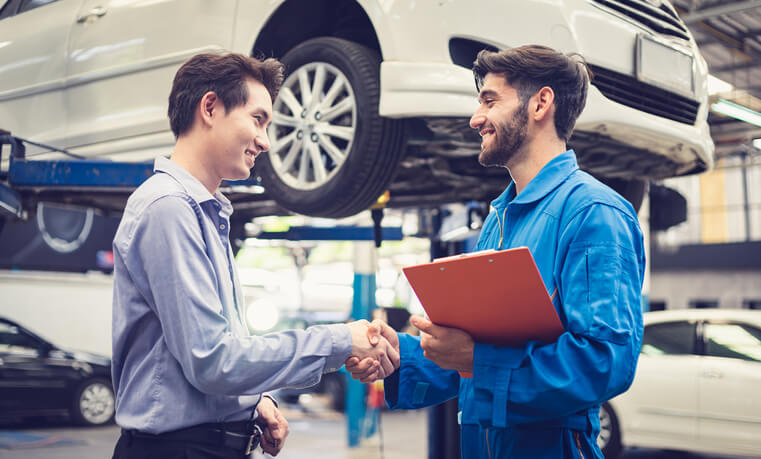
[{"xmin": 347, "ymin": 240, "xmax": 377, "ymax": 447}]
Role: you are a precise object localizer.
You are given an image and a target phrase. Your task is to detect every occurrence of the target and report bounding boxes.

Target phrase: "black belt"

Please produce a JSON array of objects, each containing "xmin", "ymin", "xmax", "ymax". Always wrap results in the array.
[{"xmin": 123, "ymin": 420, "xmax": 262, "ymax": 455}]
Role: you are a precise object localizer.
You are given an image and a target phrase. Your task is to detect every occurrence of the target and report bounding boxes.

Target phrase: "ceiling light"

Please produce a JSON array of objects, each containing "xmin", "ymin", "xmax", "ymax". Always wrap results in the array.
[
  {"xmin": 711, "ymin": 99, "xmax": 761, "ymax": 128},
  {"xmin": 707, "ymin": 74, "xmax": 733, "ymax": 96}
]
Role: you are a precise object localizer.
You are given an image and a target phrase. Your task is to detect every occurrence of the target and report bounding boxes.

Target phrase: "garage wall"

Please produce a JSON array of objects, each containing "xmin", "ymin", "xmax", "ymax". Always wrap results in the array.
[
  {"xmin": 0, "ymin": 270, "xmax": 113, "ymax": 356},
  {"xmin": 650, "ymin": 269, "xmax": 761, "ymax": 310}
]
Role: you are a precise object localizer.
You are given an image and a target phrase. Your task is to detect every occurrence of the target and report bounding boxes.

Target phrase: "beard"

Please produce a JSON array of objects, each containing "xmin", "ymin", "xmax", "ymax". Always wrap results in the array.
[{"xmin": 478, "ymin": 100, "xmax": 529, "ymax": 168}]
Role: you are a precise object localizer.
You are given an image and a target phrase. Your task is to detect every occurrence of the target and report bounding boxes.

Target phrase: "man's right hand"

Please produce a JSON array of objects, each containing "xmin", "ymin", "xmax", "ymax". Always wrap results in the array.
[
  {"xmin": 345, "ymin": 319, "xmax": 400, "ymax": 383},
  {"xmin": 345, "ymin": 319, "xmax": 399, "ymax": 382}
]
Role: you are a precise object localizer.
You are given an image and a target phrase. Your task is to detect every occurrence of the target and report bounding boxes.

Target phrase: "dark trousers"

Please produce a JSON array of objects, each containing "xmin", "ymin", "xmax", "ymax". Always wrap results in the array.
[{"xmin": 112, "ymin": 422, "xmax": 256, "ymax": 459}]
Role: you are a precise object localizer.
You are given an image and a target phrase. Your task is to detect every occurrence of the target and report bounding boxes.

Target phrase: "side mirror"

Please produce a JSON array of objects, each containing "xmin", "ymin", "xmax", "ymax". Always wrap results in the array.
[{"xmin": 37, "ymin": 341, "xmax": 54, "ymax": 356}]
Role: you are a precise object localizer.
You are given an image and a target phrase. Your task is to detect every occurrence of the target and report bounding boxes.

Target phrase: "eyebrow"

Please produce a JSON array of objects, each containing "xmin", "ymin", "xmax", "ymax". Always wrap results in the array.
[{"xmin": 478, "ymin": 89, "xmax": 499, "ymax": 103}]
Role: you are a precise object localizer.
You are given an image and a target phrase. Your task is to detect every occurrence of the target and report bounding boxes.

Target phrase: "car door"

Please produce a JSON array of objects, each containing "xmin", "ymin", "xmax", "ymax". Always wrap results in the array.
[
  {"xmin": 0, "ymin": 321, "xmax": 68, "ymax": 415},
  {"xmin": 0, "ymin": 0, "xmax": 83, "ymax": 152},
  {"xmin": 697, "ymin": 320, "xmax": 761, "ymax": 455},
  {"xmin": 63, "ymin": 0, "xmax": 238, "ymax": 160},
  {"xmin": 618, "ymin": 320, "xmax": 700, "ymax": 450}
]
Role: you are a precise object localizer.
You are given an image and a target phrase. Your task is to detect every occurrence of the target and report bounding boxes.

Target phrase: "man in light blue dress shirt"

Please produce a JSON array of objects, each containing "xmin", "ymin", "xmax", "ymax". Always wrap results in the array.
[{"xmin": 111, "ymin": 53, "xmax": 398, "ymax": 459}]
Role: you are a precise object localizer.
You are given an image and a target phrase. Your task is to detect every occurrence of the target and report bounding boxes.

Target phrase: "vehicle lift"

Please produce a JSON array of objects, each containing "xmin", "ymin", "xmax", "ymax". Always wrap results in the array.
[{"xmin": 0, "ymin": 132, "xmax": 155, "ymax": 224}]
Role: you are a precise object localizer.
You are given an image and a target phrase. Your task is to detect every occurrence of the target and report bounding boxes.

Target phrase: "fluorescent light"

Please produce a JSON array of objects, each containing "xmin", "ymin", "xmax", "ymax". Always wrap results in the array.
[
  {"xmin": 753, "ymin": 138, "xmax": 761, "ymax": 150},
  {"xmin": 439, "ymin": 226, "xmax": 470, "ymax": 242},
  {"xmin": 711, "ymin": 99, "xmax": 761, "ymax": 128},
  {"xmin": 708, "ymin": 74, "xmax": 733, "ymax": 96}
]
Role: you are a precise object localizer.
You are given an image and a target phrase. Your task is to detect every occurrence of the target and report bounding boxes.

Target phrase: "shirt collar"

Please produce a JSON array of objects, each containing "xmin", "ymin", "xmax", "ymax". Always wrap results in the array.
[
  {"xmin": 491, "ymin": 150, "xmax": 579, "ymax": 209},
  {"xmin": 153, "ymin": 157, "xmax": 232, "ymax": 213}
]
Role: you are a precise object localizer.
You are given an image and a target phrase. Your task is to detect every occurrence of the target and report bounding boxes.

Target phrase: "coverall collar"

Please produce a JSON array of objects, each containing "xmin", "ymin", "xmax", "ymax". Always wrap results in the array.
[{"xmin": 491, "ymin": 149, "xmax": 579, "ymax": 210}]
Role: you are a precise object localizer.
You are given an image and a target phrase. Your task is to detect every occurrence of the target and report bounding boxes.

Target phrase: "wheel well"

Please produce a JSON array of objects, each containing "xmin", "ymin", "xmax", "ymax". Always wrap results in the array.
[
  {"xmin": 253, "ymin": 0, "xmax": 381, "ymax": 60},
  {"xmin": 602, "ymin": 401, "xmax": 623, "ymax": 443}
]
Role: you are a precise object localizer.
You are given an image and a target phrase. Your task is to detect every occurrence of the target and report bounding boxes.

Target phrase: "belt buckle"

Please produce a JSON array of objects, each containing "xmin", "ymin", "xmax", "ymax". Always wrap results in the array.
[{"xmin": 245, "ymin": 425, "xmax": 262, "ymax": 455}]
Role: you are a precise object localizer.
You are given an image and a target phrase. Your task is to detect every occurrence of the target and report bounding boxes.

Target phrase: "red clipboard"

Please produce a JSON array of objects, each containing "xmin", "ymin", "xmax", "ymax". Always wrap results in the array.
[{"xmin": 402, "ymin": 247, "xmax": 564, "ymax": 376}]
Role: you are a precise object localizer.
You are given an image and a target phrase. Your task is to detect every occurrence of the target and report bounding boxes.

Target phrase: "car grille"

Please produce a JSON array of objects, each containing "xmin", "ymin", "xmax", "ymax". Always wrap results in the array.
[
  {"xmin": 591, "ymin": 0, "xmax": 690, "ymax": 41},
  {"xmin": 589, "ymin": 65, "xmax": 700, "ymax": 125}
]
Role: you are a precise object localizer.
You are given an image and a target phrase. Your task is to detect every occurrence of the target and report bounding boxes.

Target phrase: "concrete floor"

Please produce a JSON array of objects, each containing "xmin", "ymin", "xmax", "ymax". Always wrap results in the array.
[
  {"xmin": 0, "ymin": 400, "xmax": 759, "ymax": 459},
  {"xmin": 0, "ymin": 400, "xmax": 427, "ymax": 459}
]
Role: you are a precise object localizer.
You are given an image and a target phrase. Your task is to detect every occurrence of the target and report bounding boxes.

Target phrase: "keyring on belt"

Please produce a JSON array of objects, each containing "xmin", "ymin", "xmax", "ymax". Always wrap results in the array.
[{"xmin": 245, "ymin": 424, "xmax": 263, "ymax": 455}]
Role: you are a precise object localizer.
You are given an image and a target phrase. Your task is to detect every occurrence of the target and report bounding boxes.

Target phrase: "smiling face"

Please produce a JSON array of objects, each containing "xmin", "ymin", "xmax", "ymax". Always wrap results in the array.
[
  {"xmin": 209, "ymin": 78, "xmax": 273, "ymax": 182},
  {"xmin": 470, "ymin": 73, "xmax": 530, "ymax": 168}
]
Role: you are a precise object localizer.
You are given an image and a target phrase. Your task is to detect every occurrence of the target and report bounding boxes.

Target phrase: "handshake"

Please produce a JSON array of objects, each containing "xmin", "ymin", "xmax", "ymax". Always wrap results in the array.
[{"xmin": 344, "ymin": 319, "xmax": 400, "ymax": 383}]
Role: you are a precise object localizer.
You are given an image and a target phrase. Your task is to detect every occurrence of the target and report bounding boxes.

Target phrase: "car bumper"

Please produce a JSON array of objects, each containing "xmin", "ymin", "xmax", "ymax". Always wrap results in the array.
[{"xmin": 375, "ymin": 0, "xmax": 713, "ymax": 174}]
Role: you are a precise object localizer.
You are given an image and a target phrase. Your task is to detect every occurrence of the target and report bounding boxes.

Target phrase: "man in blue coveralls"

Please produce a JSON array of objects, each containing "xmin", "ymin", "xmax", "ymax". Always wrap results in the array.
[{"xmin": 347, "ymin": 45, "xmax": 645, "ymax": 458}]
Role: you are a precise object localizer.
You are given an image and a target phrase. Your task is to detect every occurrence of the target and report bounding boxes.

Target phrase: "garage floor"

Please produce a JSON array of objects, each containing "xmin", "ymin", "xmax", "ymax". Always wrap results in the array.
[{"xmin": 0, "ymin": 401, "xmax": 758, "ymax": 459}]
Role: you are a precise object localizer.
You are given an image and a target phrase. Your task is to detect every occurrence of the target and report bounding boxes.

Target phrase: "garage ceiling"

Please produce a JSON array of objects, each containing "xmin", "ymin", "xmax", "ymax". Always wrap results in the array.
[{"xmin": 673, "ymin": 0, "xmax": 761, "ymax": 160}]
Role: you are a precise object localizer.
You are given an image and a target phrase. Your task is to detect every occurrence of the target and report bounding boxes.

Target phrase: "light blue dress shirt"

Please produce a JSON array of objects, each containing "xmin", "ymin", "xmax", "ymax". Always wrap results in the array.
[{"xmin": 112, "ymin": 157, "xmax": 352, "ymax": 433}]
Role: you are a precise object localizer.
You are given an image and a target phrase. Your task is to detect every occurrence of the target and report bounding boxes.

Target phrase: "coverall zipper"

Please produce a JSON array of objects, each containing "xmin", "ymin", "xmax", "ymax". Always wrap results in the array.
[
  {"xmin": 485, "ymin": 428, "xmax": 492, "ymax": 459},
  {"xmin": 496, "ymin": 207, "xmax": 508, "ymax": 250},
  {"xmin": 573, "ymin": 431, "xmax": 585, "ymax": 459}
]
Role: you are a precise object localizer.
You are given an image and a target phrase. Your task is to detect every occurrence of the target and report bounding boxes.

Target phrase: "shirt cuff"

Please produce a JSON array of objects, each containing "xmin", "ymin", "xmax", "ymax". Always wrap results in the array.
[
  {"xmin": 322, "ymin": 323, "xmax": 352, "ymax": 373},
  {"xmin": 262, "ymin": 393, "xmax": 278, "ymax": 408}
]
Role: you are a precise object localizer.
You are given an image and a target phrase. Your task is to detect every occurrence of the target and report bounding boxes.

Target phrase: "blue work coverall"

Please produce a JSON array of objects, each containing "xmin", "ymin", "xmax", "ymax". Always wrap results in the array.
[{"xmin": 385, "ymin": 150, "xmax": 645, "ymax": 458}]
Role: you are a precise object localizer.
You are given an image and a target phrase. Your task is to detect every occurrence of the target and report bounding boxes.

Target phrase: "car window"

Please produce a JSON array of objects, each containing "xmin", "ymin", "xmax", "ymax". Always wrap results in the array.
[
  {"xmin": 17, "ymin": 0, "xmax": 55, "ymax": 14},
  {"xmin": 0, "ymin": 322, "xmax": 40, "ymax": 355},
  {"xmin": 641, "ymin": 321, "xmax": 696, "ymax": 356},
  {"xmin": 703, "ymin": 322, "xmax": 761, "ymax": 363},
  {"xmin": 0, "ymin": 0, "xmax": 19, "ymax": 19}
]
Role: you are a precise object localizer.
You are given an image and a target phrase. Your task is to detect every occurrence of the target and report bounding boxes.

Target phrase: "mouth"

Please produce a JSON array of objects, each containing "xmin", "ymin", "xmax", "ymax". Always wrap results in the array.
[
  {"xmin": 479, "ymin": 127, "xmax": 495, "ymax": 138},
  {"xmin": 244, "ymin": 149, "xmax": 257, "ymax": 168}
]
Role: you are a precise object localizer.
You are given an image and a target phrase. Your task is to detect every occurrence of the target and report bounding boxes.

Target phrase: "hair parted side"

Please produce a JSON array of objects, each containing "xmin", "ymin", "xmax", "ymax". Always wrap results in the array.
[
  {"xmin": 168, "ymin": 52, "xmax": 285, "ymax": 138},
  {"xmin": 472, "ymin": 45, "xmax": 593, "ymax": 142}
]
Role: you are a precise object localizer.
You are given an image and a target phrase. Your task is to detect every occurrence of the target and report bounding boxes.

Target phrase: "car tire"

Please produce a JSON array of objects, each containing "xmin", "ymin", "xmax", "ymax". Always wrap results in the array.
[
  {"xmin": 71, "ymin": 378, "xmax": 115, "ymax": 426},
  {"xmin": 255, "ymin": 37, "xmax": 406, "ymax": 218},
  {"xmin": 599, "ymin": 402, "xmax": 622, "ymax": 459},
  {"xmin": 603, "ymin": 178, "xmax": 647, "ymax": 213}
]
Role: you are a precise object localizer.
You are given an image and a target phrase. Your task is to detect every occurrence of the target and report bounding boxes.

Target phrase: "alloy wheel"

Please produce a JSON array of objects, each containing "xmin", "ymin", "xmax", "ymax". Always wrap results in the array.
[
  {"xmin": 79, "ymin": 382, "xmax": 115, "ymax": 425},
  {"xmin": 268, "ymin": 62, "xmax": 357, "ymax": 190}
]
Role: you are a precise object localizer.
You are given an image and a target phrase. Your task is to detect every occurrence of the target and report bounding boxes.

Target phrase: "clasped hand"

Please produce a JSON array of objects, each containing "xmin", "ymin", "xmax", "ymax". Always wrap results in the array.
[
  {"xmin": 345, "ymin": 316, "xmax": 475, "ymax": 383},
  {"xmin": 344, "ymin": 319, "xmax": 400, "ymax": 383}
]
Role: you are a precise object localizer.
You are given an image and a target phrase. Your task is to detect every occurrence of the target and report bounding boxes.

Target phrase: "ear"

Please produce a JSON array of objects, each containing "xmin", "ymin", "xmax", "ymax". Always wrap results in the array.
[
  {"xmin": 198, "ymin": 91, "xmax": 220, "ymax": 128},
  {"xmin": 531, "ymin": 86, "xmax": 555, "ymax": 123}
]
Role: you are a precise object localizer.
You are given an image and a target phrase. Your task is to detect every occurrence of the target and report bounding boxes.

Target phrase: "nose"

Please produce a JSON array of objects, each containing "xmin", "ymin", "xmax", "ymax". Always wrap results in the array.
[
  {"xmin": 255, "ymin": 132, "xmax": 270, "ymax": 154},
  {"xmin": 470, "ymin": 112, "xmax": 486, "ymax": 130}
]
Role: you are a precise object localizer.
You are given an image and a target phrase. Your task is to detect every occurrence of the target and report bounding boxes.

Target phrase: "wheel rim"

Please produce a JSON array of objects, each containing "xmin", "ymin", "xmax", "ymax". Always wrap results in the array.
[
  {"xmin": 268, "ymin": 62, "xmax": 357, "ymax": 191},
  {"xmin": 79, "ymin": 382, "xmax": 114, "ymax": 425},
  {"xmin": 598, "ymin": 405, "xmax": 612, "ymax": 449}
]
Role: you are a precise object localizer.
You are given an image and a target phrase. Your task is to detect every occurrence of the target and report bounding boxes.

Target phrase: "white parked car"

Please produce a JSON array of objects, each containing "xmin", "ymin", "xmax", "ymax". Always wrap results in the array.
[
  {"xmin": 0, "ymin": 0, "xmax": 713, "ymax": 219},
  {"xmin": 600, "ymin": 309, "xmax": 761, "ymax": 458}
]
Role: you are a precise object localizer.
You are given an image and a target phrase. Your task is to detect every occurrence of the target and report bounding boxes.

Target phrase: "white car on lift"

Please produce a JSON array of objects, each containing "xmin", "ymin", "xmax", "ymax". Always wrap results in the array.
[
  {"xmin": 599, "ymin": 309, "xmax": 761, "ymax": 458},
  {"xmin": 0, "ymin": 0, "xmax": 712, "ymax": 221}
]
